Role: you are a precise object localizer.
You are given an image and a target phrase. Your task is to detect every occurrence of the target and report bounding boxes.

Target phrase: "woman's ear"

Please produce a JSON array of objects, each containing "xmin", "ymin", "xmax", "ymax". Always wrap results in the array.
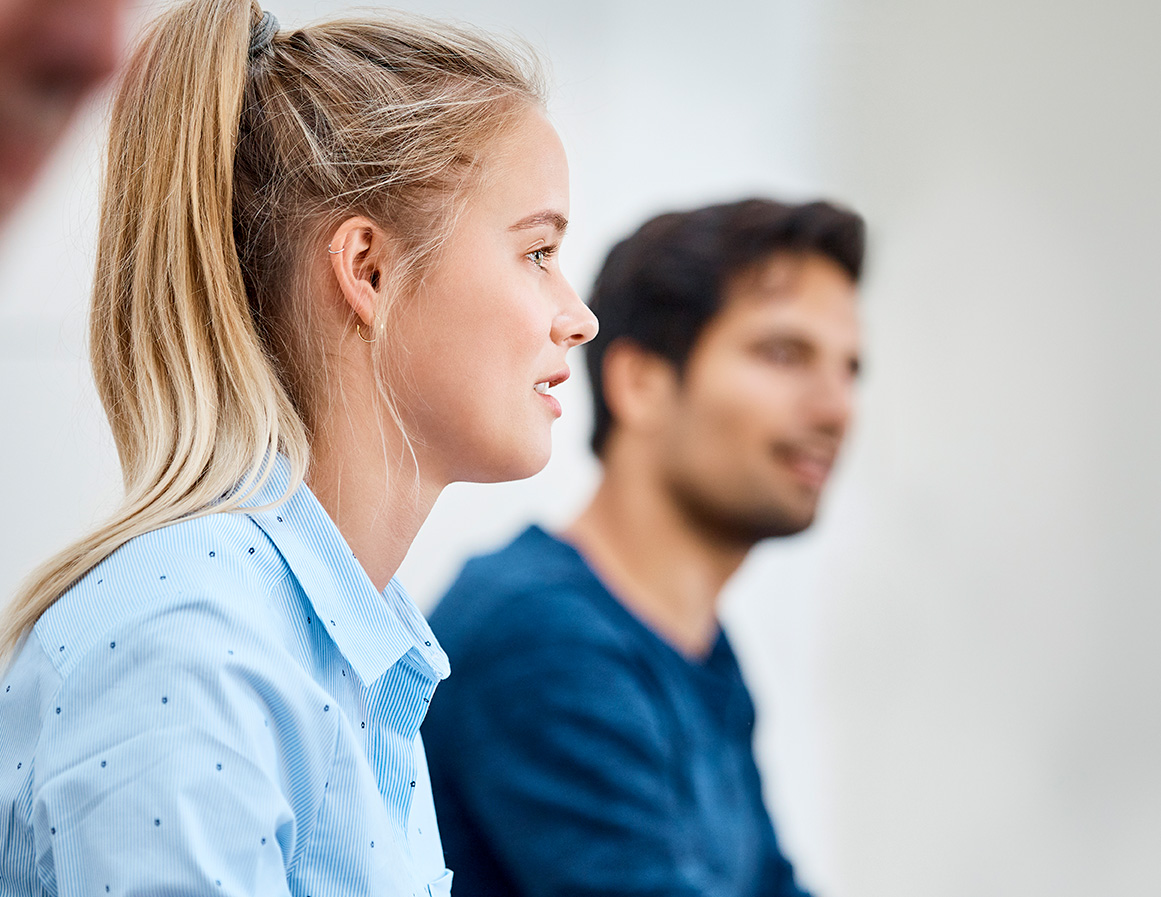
[{"xmin": 327, "ymin": 216, "xmax": 392, "ymax": 329}]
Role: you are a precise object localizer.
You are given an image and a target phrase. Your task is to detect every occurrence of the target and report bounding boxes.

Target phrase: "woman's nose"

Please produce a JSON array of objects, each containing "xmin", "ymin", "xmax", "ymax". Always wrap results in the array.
[{"xmin": 552, "ymin": 282, "xmax": 599, "ymax": 347}]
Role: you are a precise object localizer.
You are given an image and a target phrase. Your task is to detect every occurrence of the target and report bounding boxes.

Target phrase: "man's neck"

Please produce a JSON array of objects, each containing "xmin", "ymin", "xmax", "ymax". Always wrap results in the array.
[{"xmin": 563, "ymin": 465, "xmax": 750, "ymax": 661}]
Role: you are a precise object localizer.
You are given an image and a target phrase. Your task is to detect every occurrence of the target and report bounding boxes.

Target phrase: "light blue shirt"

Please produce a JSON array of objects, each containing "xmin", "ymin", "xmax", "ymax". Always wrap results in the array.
[{"xmin": 0, "ymin": 457, "xmax": 452, "ymax": 897}]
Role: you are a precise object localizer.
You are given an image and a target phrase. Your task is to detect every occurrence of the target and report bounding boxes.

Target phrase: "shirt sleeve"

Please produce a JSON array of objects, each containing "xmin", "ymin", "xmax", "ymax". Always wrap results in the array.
[
  {"xmin": 431, "ymin": 626, "xmax": 726, "ymax": 897},
  {"xmin": 31, "ymin": 584, "xmax": 337, "ymax": 897}
]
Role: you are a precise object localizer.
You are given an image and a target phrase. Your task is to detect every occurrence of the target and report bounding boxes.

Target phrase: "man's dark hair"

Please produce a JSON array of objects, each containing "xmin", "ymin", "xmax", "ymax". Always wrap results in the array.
[{"xmin": 586, "ymin": 196, "xmax": 865, "ymax": 456}]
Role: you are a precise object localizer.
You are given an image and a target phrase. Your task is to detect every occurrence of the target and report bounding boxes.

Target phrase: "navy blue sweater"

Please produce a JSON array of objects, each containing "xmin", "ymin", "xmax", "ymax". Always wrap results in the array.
[{"xmin": 423, "ymin": 526, "xmax": 812, "ymax": 897}]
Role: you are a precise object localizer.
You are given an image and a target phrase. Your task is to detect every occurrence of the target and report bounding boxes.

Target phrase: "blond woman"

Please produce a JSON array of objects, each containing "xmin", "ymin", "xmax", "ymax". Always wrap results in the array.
[{"xmin": 0, "ymin": 1, "xmax": 595, "ymax": 894}]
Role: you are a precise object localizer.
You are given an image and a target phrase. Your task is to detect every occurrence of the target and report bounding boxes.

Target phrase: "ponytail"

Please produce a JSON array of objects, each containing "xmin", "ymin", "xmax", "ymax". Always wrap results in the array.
[
  {"xmin": 1, "ymin": 0, "xmax": 308, "ymax": 658},
  {"xmin": 2, "ymin": 0, "xmax": 545, "ymax": 659}
]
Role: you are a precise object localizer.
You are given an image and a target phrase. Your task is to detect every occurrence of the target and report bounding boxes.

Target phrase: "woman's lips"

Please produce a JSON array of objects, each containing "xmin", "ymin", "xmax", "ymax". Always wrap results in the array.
[{"xmin": 533, "ymin": 369, "xmax": 569, "ymax": 418}]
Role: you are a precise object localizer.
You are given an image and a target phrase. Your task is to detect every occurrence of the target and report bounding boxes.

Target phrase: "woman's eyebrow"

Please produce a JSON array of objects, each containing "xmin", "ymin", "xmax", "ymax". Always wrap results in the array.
[{"xmin": 509, "ymin": 210, "xmax": 568, "ymax": 234}]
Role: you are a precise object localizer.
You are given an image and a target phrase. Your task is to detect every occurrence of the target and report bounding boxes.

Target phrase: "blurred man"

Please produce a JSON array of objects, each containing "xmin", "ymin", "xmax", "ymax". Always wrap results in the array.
[
  {"xmin": 0, "ymin": 0, "xmax": 129, "ymax": 223},
  {"xmin": 424, "ymin": 197, "xmax": 865, "ymax": 897}
]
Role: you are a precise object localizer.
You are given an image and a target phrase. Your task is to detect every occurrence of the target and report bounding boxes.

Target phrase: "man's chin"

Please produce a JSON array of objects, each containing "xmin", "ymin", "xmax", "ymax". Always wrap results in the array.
[
  {"xmin": 738, "ymin": 483, "xmax": 822, "ymax": 541},
  {"xmin": 753, "ymin": 510, "xmax": 816, "ymax": 542},
  {"xmin": 684, "ymin": 499, "xmax": 818, "ymax": 548}
]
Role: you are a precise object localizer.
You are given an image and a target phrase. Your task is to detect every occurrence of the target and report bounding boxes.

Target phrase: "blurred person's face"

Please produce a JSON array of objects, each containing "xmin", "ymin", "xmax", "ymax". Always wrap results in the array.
[
  {"xmin": 656, "ymin": 253, "xmax": 860, "ymax": 544},
  {"xmin": 0, "ymin": 0, "xmax": 128, "ymax": 222}
]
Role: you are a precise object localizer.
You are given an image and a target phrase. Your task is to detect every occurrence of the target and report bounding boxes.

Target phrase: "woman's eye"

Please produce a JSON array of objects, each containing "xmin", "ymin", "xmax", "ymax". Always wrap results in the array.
[{"xmin": 527, "ymin": 246, "xmax": 556, "ymax": 269}]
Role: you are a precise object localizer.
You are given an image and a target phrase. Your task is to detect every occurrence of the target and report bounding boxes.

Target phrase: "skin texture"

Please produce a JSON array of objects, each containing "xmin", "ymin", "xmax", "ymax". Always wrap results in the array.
[
  {"xmin": 0, "ymin": 0, "xmax": 129, "ymax": 223},
  {"xmin": 386, "ymin": 107, "xmax": 597, "ymax": 486},
  {"xmin": 567, "ymin": 252, "xmax": 860, "ymax": 657},
  {"xmin": 312, "ymin": 105, "xmax": 597, "ymax": 591}
]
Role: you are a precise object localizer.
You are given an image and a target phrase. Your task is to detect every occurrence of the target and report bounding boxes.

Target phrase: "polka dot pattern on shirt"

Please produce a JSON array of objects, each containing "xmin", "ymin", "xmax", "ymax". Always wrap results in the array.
[{"xmin": 0, "ymin": 456, "xmax": 450, "ymax": 896}]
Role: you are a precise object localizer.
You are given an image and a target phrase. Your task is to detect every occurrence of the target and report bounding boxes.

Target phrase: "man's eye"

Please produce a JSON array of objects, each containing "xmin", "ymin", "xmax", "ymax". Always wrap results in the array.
[{"xmin": 758, "ymin": 342, "xmax": 802, "ymax": 364}]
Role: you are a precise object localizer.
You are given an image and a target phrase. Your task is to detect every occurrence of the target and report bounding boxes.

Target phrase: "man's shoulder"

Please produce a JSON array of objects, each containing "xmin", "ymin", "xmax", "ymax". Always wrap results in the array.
[
  {"xmin": 447, "ymin": 524, "xmax": 585, "ymax": 591},
  {"xmin": 429, "ymin": 525, "xmax": 626, "ymax": 666}
]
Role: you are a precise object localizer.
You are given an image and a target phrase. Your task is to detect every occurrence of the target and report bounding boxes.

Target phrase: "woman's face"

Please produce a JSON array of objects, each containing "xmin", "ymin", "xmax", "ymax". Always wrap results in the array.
[{"xmin": 386, "ymin": 105, "xmax": 597, "ymax": 486}]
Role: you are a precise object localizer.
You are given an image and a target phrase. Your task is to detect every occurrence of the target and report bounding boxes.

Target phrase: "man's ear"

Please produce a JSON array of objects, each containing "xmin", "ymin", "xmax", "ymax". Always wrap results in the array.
[
  {"xmin": 327, "ymin": 216, "xmax": 393, "ymax": 329},
  {"xmin": 601, "ymin": 339, "xmax": 680, "ymax": 437}
]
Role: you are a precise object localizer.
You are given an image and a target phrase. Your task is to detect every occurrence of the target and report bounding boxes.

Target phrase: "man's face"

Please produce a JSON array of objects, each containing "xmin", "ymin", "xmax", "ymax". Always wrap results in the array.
[
  {"xmin": 657, "ymin": 252, "xmax": 861, "ymax": 546},
  {"xmin": 0, "ymin": 0, "xmax": 127, "ymax": 222}
]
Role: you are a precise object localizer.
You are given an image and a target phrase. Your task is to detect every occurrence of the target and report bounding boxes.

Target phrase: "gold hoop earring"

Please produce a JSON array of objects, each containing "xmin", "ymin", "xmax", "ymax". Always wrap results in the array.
[{"xmin": 356, "ymin": 322, "xmax": 376, "ymax": 343}]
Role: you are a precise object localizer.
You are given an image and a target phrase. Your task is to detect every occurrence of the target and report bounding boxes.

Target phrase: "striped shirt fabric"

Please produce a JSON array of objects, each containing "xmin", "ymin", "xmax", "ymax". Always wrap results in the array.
[{"xmin": 0, "ymin": 455, "xmax": 452, "ymax": 897}]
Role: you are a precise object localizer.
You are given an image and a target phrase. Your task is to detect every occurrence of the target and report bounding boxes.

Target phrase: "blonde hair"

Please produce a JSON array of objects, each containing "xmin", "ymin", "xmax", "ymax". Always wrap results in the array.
[{"xmin": 2, "ymin": 0, "xmax": 544, "ymax": 657}]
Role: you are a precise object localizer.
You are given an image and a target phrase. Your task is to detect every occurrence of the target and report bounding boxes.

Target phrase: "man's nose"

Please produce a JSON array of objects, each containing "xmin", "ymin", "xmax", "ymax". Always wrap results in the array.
[{"xmin": 810, "ymin": 365, "xmax": 856, "ymax": 436}]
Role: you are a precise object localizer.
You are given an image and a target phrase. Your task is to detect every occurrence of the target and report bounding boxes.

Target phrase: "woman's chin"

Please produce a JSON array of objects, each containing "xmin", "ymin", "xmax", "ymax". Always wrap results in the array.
[{"xmin": 464, "ymin": 441, "xmax": 552, "ymax": 485}]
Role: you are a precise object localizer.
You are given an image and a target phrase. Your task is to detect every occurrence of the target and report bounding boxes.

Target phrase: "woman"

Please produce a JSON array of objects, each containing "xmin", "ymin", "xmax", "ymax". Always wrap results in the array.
[{"xmin": 0, "ymin": 1, "xmax": 596, "ymax": 894}]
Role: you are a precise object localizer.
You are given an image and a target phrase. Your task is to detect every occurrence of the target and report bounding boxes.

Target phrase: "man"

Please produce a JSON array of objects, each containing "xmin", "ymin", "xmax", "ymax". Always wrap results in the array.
[
  {"xmin": 0, "ymin": 0, "xmax": 128, "ymax": 223},
  {"xmin": 423, "ymin": 197, "xmax": 864, "ymax": 897}
]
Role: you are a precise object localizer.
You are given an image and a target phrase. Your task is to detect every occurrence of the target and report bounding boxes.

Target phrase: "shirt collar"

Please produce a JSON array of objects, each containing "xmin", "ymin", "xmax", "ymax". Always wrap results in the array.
[{"xmin": 239, "ymin": 455, "xmax": 449, "ymax": 686}]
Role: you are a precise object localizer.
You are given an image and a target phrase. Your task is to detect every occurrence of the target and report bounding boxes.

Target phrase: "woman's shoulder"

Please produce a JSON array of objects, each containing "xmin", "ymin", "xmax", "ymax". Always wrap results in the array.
[
  {"xmin": 98, "ymin": 508, "xmax": 286, "ymax": 593},
  {"xmin": 0, "ymin": 514, "xmax": 339, "ymax": 891},
  {"xmin": 32, "ymin": 510, "xmax": 294, "ymax": 683}
]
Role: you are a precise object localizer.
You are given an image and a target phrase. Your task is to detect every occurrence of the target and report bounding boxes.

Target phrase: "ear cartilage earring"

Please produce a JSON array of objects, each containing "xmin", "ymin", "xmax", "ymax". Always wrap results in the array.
[
  {"xmin": 356, "ymin": 322, "xmax": 376, "ymax": 344},
  {"xmin": 327, "ymin": 243, "xmax": 343, "ymax": 254}
]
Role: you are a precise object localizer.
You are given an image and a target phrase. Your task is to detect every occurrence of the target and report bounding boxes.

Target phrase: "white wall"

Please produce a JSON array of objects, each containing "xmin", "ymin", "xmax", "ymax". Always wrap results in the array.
[
  {"xmin": 795, "ymin": 2, "xmax": 1161, "ymax": 894},
  {"xmin": 2, "ymin": 1, "xmax": 1157, "ymax": 894}
]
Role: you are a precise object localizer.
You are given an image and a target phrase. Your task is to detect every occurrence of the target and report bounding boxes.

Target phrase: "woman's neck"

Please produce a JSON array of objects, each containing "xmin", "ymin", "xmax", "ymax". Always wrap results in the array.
[{"xmin": 307, "ymin": 414, "xmax": 443, "ymax": 593}]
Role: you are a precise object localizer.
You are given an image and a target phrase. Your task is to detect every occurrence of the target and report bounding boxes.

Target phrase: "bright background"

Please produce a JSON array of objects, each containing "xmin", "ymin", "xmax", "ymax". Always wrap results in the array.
[{"xmin": 2, "ymin": 1, "xmax": 1158, "ymax": 894}]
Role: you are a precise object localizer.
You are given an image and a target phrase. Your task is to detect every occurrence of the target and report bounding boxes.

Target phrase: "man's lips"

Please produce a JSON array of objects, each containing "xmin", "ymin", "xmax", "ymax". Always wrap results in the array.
[{"xmin": 774, "ymin": 443, "xmax": 837, "ymax": 489}]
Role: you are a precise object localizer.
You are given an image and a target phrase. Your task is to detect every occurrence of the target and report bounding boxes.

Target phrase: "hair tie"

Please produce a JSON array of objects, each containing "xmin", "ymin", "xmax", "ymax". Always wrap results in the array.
[{"xmin": 248, "ymin": 10, "xmax": 279, "ymax": 60}]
